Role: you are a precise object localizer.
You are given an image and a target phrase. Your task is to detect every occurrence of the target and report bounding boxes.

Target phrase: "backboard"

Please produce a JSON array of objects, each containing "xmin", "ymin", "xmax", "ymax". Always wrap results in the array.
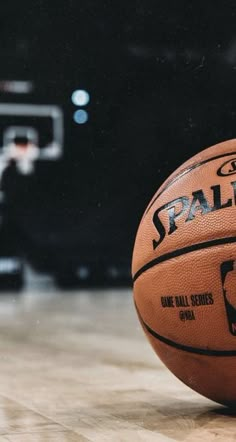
[{"xmin": 0, "ymin": 103, "xmax": 64, "ymax": 161}]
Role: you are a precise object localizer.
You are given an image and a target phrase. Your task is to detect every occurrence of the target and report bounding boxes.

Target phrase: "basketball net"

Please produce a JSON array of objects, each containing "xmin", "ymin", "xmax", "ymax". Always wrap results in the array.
[{"xmin": 0, "ymin": 141, "xmax": 40, "ymax": 178}]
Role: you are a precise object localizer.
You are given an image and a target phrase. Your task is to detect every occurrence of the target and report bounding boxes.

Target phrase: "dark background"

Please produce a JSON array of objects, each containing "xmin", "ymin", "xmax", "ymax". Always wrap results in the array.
[{"xmin": 1, "ymin": 1, "xmax": 236, "ymax": 286}]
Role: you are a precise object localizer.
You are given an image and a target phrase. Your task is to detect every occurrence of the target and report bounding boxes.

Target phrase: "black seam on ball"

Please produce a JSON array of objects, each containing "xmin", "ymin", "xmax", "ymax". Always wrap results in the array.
[
  {"xmin": 135, "ymin": 302, "xmax": 236, "ymax": 356},
  {"xmin": 145, "ymin": 150, "xmax": 236, "ymax": 215},
  {"xmin": 133, "ymin": 235, "xmax": 236, "ymax": 282}
]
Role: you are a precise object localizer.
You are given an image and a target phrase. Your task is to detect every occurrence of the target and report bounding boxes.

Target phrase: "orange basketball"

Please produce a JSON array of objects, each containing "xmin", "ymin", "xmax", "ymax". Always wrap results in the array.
[{"xmin": 132, "ymin": 139, "xmax": 236, "ymax": 406}]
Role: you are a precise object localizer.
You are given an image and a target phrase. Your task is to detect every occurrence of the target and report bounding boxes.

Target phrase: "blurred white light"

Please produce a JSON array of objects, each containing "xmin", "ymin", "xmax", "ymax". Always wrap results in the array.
[
  {"xmin": 77, "ymin": 266, "xmax": 90, "ymax": 279},
  {"xmin": 107, "ymin": 266, "xmax": 119, "ymax": 278},
  {"xmin": 71, "ymin": 89, "xmax": 90, "ymax": 106},
  {"xmin": 73, "ymin": 109, "xmax": 88, "ymax": 124},
  {"xmin": 0, "ymin": 80, "xmax": 34, "ymax": 94}
]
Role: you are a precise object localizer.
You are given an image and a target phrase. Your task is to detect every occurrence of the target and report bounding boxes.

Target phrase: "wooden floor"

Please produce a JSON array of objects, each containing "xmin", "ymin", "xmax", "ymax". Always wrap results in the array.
[{"xmin": 0, "ymin": 282, "xmax": 234, "ymax": 441}]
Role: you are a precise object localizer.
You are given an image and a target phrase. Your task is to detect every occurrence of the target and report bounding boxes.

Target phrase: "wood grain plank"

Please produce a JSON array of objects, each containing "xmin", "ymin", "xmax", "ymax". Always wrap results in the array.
[{"xmin": 0, "ymin": 289, "xmax": 232, "ymax": 441}]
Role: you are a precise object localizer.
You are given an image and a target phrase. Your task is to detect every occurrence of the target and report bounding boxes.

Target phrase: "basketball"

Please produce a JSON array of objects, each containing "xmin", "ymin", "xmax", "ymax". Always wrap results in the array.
[{"xmin": 132, "ymin": 139, "xmax": 236, "ymax": 406}]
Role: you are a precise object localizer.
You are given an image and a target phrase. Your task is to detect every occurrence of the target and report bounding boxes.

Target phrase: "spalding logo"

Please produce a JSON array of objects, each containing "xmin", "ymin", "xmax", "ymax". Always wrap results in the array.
[
  {"xmin": 217, "ymin": 158, "xmax": 236, "ymax": 176},
  {"xmin": 152, "ymin": 181, "xmax": 236, "ymax": 250}
]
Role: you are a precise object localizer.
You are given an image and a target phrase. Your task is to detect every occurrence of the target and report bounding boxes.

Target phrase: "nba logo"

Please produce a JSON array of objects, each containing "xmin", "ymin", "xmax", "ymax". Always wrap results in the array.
[{"xmin": 220, "ymin": 260, "xmax": 236, "ymax": 336}]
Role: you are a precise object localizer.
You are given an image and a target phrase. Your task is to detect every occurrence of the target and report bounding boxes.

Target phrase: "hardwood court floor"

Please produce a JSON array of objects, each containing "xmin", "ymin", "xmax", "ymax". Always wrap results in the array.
[{"xmin": 0, "ymin": 285, "xmax": 234, "ymax": 441}]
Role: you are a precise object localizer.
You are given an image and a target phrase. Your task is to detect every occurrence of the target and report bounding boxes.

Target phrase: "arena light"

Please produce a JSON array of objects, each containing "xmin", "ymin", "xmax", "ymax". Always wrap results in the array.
[
  {"xmin": 71, "ymin": 89, "xmax": 90, "ymax": 106},
  {"xmin": 73, "ymin": 109, "xmax": 88, "ymax": 124}
]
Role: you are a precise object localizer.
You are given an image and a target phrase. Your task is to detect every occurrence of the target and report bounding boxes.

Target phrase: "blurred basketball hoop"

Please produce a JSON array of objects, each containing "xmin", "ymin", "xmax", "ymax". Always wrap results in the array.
[{"xmin": 0, "ymin": 103, "xmax": 64, "ymax": 179}]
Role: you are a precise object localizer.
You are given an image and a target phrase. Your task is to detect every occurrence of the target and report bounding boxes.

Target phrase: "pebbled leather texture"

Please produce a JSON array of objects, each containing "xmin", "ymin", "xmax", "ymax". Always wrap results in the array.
[{"xmin": 132, "ymin": 139, "xmax": 236, "ymax": 405}]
